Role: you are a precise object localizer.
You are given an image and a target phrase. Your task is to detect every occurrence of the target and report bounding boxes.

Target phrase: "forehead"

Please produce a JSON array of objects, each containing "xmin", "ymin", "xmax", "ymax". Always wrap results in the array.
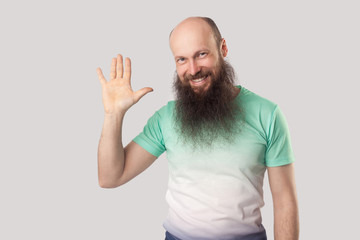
[{"xmin": 170, "ymin": 19, "xmax": 217, "ymax": 57}]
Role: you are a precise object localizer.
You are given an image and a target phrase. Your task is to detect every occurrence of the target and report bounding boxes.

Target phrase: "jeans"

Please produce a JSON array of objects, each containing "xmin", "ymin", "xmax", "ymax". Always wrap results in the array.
[
  {"xmin": 165, "ymin": 230, "xmax": 267, "ymax": 240},
  {"xmin": 165, "ymin": 231, "xmax": 182, "ymax": 240}
]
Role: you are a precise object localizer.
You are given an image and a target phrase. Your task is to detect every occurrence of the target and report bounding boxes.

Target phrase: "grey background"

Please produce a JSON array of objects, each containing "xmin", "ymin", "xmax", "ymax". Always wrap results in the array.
[{"xmin": 1, "ymin": 0, "xmax": 359, "ymax": 239}]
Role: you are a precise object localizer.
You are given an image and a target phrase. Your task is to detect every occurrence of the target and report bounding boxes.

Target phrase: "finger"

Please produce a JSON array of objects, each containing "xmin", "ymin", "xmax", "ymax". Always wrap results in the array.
[
  {"xmin": 134, "ymin": 87, "xmax": 153, "ymax": 103},
  {"xmin": 110, "ymin": 58, "xmax": 116, "ymax": 80},
  {"xmin": 96, "ymin": 67, "xmax": 107, "ymax": 85},
  {"xmin": 116, "ymin": 54, "xmax": 123, "ymax": 79},
  {"xmin": 124, "ymin": 57, "xmax": 131, "ymax": 82}
]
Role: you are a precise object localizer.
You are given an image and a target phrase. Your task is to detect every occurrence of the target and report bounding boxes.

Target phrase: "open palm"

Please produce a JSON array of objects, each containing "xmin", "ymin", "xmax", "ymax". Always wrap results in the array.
[{"xmin": 97, "ymin": 54, "xmax": 153, "ymax": 114}]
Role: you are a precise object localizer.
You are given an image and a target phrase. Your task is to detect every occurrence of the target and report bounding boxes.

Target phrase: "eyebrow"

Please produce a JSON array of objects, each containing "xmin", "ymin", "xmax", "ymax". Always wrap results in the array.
[{"xmin": 174, "ymin": 49, "xmax": 210, "ymax": 60}]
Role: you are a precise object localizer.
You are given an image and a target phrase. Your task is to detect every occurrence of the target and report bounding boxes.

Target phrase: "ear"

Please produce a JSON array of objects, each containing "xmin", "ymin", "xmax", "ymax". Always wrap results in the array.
[{"xmin": 220, "ymin": 38, "xmax": 228, "ymax": 58}]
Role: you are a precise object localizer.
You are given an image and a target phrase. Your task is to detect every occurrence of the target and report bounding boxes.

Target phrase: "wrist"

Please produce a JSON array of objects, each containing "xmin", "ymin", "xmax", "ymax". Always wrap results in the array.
[
  {"xmin": 104, "ymin": 111, "xmax": 126, "ymax": 122},
  {"xmin": 104, "ymin": 108, "xmax": 127, "ymax": 117}
]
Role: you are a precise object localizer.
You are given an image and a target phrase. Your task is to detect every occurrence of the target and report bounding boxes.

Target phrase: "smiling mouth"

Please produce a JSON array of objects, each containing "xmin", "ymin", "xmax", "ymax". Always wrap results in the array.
[{"xmin": 190, "ymin": 75, "xmax": 208, "ymax": 85}]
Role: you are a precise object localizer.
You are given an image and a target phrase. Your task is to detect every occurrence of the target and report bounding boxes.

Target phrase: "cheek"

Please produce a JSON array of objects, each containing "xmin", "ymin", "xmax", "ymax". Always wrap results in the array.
[
  {"xmin": 176, "ymin": 66, "xmax": 186, "ymax": 79},
  {"xmin": 200, "ymin": 58, "xmax": 218, "ymax": 71}
]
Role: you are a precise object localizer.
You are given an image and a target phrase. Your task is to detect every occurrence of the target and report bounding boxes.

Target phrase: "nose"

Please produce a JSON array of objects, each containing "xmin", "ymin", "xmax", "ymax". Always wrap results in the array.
[{"xmin": 189, "ymin": 59, "xmax": 200, "ymax": 76}]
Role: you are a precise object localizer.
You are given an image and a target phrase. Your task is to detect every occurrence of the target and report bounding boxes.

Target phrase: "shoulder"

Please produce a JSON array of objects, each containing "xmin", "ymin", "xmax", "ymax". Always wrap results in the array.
[
  {"xmin": 149, "ymin": 100, "xmax": 176, "ymax": 124},
  {"xmin": 156, "ymin": 100, "xmax": 175, "ymax": 116},
  {"xmin": 238, "ymin": 85, "xmax": 278, "ymax": 117},
  {"xmin": 238, "ymin": 85, "xmax": 277, "ymax": 109}
]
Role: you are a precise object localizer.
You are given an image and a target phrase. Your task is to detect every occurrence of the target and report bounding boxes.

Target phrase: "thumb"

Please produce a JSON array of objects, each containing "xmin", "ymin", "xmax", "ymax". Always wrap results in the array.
[{"xmin": 134, "ymin": 87, "xmax": 154, "ymax": 103}]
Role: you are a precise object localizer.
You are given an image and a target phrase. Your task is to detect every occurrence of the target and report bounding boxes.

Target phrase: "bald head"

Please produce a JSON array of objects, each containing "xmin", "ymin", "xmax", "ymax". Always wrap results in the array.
[
  {"xmin": 169, "ymin": 17, "xmax": 223, "ymax": 53},
  {"xmin": 170, "ymin": 17, "xmax": 222, "ymax": 43}
]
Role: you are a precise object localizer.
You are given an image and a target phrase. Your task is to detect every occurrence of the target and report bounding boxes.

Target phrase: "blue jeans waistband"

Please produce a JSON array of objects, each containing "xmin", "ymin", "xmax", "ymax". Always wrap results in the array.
[{"xmin": 165, "ymin": 229, "xmax": 267, "ymax": 240}]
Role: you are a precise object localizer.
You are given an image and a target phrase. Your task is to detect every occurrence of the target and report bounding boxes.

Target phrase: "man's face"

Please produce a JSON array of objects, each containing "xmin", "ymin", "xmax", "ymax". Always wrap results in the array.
[{"xmin": 170, "ymin": 20, "xmax": 223, "ymax": 94}]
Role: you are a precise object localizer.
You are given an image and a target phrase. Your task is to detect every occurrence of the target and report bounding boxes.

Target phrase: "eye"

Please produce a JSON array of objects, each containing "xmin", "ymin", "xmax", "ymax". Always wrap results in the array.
[
  {"xmin": 199, "ymin": 52, "xmax": 207, "ymax": 58},
  {"xmin": 177, "ymin": 58, "xmax": 185, "ymax": 64}
]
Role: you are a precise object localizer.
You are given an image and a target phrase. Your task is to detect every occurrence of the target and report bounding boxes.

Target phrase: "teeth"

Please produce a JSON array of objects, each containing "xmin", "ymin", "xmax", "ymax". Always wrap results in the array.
[{"xmin": 192, "ymin": 76, "xmax": 206, "ymax": 82}]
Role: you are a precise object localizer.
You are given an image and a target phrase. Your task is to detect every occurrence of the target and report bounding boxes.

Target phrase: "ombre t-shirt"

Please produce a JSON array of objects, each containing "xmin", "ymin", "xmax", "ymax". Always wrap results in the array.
[{"xmin": 133, "ymin": 85, "xmax": 295, "ymax": 240}]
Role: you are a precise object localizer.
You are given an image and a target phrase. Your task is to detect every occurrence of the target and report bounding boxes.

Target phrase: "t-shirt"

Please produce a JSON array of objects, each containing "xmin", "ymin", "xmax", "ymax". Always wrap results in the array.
[{"xmin": 133, "ymin": 85, "xmax": 295, "ymax": 240}]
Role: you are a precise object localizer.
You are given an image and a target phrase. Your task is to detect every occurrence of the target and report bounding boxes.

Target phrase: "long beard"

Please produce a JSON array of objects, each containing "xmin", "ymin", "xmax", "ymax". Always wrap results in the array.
[{"xmin": 173, "ymin": 59, "xmax": 244, "ymax": 149}]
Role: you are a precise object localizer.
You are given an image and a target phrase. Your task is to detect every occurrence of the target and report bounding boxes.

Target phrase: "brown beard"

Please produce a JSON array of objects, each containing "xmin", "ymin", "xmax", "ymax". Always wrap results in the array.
[{"xmin": 173, "ymin": 58, "xmax": 244, "ymax": 149}]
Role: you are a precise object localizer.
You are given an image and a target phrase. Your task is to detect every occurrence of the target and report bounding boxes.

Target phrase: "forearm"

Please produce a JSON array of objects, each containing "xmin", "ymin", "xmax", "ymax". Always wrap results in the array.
[
  {"xmin": 273, "ymin": 201, "xmax": 299, "ymax": 240},
  {"xmin": 97, "ymin": 112, "xmax": 126, "ymax": 188}
]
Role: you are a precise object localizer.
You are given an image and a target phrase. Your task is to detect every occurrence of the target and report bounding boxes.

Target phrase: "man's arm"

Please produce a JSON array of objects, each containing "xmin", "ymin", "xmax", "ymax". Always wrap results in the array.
[
  {"xmin": 97, "ymin": 54, "xmax": 154, "ymax": 188},
  {"xmin": 267, "ymin": 163, "xmax": 299, "ymax": 240}
]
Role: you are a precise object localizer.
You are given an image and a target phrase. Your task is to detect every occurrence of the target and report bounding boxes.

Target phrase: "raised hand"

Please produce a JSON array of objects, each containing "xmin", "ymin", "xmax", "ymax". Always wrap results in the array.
[{"xmin": 97, "ymin": 54, "xmax": 153, "ymax": 114}]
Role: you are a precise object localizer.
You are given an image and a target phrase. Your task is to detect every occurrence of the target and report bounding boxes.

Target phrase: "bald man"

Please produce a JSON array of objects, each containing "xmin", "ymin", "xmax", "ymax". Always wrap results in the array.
[{"xmin": 97, "ymin": 17, "xmax": 299, "ymax": 240}]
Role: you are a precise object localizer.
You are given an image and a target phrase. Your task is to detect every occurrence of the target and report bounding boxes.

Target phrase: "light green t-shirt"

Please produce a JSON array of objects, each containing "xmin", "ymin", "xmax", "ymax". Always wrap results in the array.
[{"xmin": 133, "ymin": 85, "xmax": 295, "ymax": 240}]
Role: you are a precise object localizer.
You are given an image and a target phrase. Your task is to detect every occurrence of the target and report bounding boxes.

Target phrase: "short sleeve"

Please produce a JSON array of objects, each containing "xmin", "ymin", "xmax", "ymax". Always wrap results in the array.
[
  {"xmin": 133, "ymin": 112, "xmax": 166, "ymax": 157},
  {"xmin": 265, "ymin": 105, "xmax": 295, "ymax": 167}
]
